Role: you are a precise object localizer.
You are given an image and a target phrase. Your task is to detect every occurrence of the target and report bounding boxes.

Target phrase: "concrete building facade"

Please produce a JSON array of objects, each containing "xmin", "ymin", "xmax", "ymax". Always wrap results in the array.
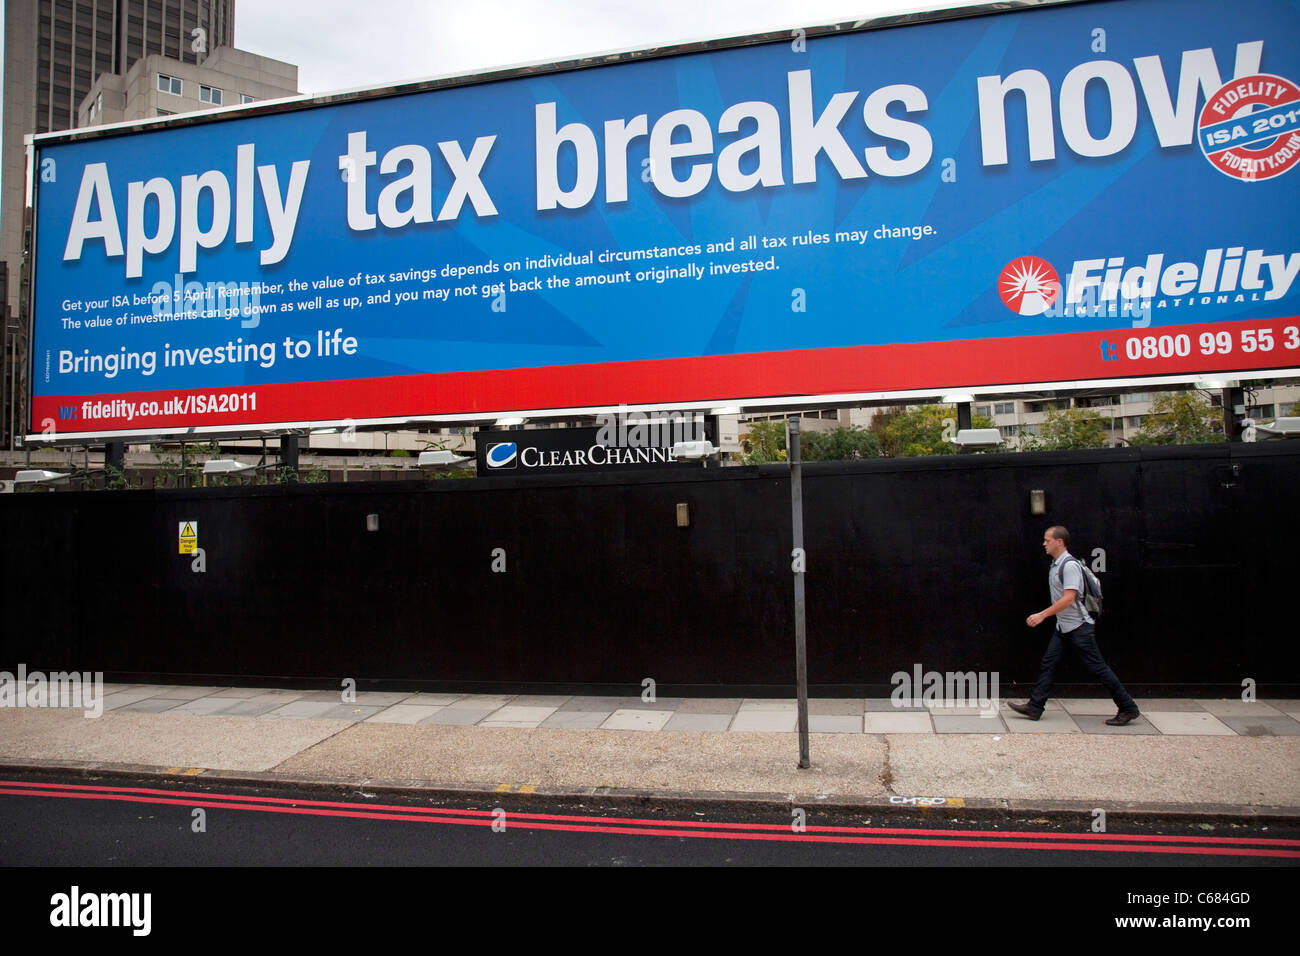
[{"xmin": 0, "ymin": 1, "xmax": 306, "ymax": 449}]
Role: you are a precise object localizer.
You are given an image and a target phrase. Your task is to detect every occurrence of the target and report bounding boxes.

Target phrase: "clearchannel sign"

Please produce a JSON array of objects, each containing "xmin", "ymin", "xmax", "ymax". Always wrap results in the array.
[
  {"xmin": 29, "ymin": 0, "xmax": 1300, "ymax": 439},
  {"xmin": 475, "ymin": 427, "xmax": 699, "ymax": 476}
]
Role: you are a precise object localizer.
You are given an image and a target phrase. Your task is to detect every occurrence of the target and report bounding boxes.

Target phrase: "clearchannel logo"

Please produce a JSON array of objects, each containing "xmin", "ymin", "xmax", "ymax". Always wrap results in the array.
[{"xmin": 485, "ymin": 442, "xmax": 518, "ymax": 469}]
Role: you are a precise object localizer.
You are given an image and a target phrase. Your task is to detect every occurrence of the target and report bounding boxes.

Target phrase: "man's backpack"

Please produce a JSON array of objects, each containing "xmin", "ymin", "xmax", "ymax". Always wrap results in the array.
[{"xmin": 1058, "ymin": 557, "xmax": 1104, "ymax": 617}]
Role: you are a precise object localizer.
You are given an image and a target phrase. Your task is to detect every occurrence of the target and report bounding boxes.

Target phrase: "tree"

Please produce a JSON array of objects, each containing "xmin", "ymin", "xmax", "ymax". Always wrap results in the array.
[
  {"xmin": 802, "ymin": 426, "xmax": 881, "ymax": 461},
  {"xmin": 877, "ymin": 405, "xmax": 996, "ymax": 457},
  {"xmin": 1130, "ymin": 392, "xmax": 1223, "ymax": 445},
  {"xmin": 737, "ymin": 420, "xmax": 787, "ymax": 463},
  {"xmin": 1020, "ymin": 406, "xmax": 1109, "ymax": 450},
  {"xmin": 867, "ymin": 406, "xmax": 904, "ymax": 458}
]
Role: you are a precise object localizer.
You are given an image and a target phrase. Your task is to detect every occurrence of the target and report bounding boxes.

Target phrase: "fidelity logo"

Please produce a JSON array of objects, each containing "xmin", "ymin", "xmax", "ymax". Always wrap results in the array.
[
  {"xmin": 485, "ymin": 442, "xmax": 518, "ymax": 469},
  {"xmin": 999, "ymin": 246, "xmax": 1300, "ymax": 317},
  {"xmin": 998, "ymin": 256, "xmax": 1060, "ymax": 316}
]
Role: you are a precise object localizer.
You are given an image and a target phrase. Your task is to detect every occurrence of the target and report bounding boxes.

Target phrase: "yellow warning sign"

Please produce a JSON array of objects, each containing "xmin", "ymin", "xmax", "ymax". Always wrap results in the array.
[{"xmin": 179, "ymin": 521, "xmax": 198, "ymax": 554}]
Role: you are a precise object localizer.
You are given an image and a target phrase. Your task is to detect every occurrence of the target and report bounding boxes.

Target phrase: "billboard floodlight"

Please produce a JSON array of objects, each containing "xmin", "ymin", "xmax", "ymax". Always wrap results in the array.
[
  {"xmin": 672, "ymin": 440, "xmax": 717, "ymax": 460},
  {"xmin": 202, "ymin": 459, "xmax": 258, "ymax": 475},
  {"xmin": 953, "ymin": 428, "xmax": 1003, "ymax": 450},
  {"xmin": 418, "ymin": 450, "xmax": 469, "ymax": 467},
  {"xmin": 1254, "ymin": 417, "xmax": 1300, "ymax": 440},
  {"xmin": 14, "ymin": 469, "xmax": 70, "ymax": 485}
]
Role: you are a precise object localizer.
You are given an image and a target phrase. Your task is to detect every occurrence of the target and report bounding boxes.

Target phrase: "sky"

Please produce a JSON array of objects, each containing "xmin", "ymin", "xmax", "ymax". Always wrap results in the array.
[{"xmin": 232, "ymin": 0, "xmax": 992, "ymax": 96}]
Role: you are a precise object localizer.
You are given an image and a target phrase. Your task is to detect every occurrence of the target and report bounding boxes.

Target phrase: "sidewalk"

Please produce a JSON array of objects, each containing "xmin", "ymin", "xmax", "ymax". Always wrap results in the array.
[{"xmin": 1, "ymin": 684, "xmax": 1298, "ymax": 820}]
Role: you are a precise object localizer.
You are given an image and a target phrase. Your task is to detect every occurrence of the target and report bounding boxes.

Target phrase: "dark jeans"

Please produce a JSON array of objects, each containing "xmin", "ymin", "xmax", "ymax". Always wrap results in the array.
[{"xmin": 1029, "ymin": 622, "xmax": 1136, "ymax": 714}]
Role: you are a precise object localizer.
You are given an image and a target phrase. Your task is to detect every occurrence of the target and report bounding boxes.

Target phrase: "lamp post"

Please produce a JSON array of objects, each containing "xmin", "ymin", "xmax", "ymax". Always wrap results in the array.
[{"xmin": 788, "ymin": 416, "xmax": 810, "ymax": 769}]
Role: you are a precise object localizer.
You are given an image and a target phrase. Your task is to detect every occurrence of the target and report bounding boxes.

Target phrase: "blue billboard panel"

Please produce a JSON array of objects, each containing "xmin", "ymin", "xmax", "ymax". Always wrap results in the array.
[{"xmin": 29, "ymin": 0, "xmax": 1300, "ymax": 436}]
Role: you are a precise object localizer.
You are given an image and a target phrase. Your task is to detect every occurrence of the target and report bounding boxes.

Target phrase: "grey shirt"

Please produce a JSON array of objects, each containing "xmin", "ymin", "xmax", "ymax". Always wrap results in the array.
[{"xmin": 1050, "ymin": 551, "xmax": 1093, "ymax": 632}]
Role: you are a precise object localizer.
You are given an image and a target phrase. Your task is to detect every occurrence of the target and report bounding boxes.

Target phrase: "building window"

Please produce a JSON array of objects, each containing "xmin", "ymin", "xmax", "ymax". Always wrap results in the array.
[
  {"xmin": 240, "ymin": 93, "xmax": 255, "ymax": 104},
  {"xmin": 156, "ymin": 109, "xmax": 174, "ymax": 117},
  {"xmin": 199, "ymin": 85, "xmax": 223, "ymax": 105},
  {"xmin": 1279, "ymin": 402, "xmax": 1295, "ymax": 417},
  {"xmin": 1123, "ymin": 392, "xmax": 1150, "ymax": 404},
  {"xmin": 1125, "ymin": 416, "xmax": 1145, "ymax": 428},
  {"xmin": 994, "ymin": 402, "xmax": 1015, "ymax": 415},
  {"xmin": 1244, "ymin": 404, "xmax": 1275, "ymax": 420},
  {"xmin": 158, "ymin": 73, "xmax": 182, "ymax": 96},
  {"xmin": 973, "ymin": 405, "xmax": 990, "ymax": 418}
]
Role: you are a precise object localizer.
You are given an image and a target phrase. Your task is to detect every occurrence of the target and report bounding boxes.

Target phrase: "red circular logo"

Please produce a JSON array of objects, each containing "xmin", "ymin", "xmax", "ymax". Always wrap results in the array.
[
  {"xmin": 1198, "ymin": 73, "xmax": 1300, "ymax": 182},
  {"xmin": 998, "ymin": 256, "xmax": 1060, "ymax": 315}
]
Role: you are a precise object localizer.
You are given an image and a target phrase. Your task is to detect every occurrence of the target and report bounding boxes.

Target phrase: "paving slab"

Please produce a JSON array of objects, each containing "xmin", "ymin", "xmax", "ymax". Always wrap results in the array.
[
  {"xmin": 1196, "ymin": 699, "xmax": 1283, "ymax": 717},
  {"xmin": 556, "ymin": 697, "xmax": 624, "ymax": 712},
  {"xmin": 1144, "ymin": 712, "xmax": 1235, "ymax": 735},
  {"xmin": 318, "ymin": 704, "xmax": 385, "ymax": 721},
  {"xmin": 616, "ymin": 698, "xmax": 684, "ymax": 711},
  {"xmin": 1137, "ymin": 698, "xmax": 1207, "ymax": 712},
  {"xmin": 864, "ymin": 699, "xmax": 927, "ymax": 712},
  {"xmin": 1219, "ymin": 716, "xmax": 1300, "ymax": 736},
  {"xmin": 350, "ymin": 692, "xmax": 419, "ymax": 706},
  {"xmin": 365, "ymin": 705, "xmax": 445, "ymax": 724},
  {"xmin": 675, "ymin": 698, "xmax": 742, "ymax": 715},
  {"xmin": 134, "ymin": 685, "xmax": 225, "ymax": 700},
  {"xmin": 261, "ymin": 701, "xmax": 339, "ymax": 720},
  {"xmin": 1000, "ymin": 707, "xmax": 1081, "ymax": 734},
  {"xmin": 204, "ymin": 688, "xmax": 274, "ymax": 699},
  {"xmin": 1073, "ymin": 715, "xmax": 1161, "ymax": 735},
  {"xmin": 480, "ymin": 705, "xmax": 558, "ymax": 727},
  {"xmin": 1060, "ymin": 698, "xmax": 1123, "ymax": 716},
  {"xmin": 926, "ymin": 705, "xmax": 997, "ymax": 717},
  {"xmin": 451, "ymin": 695, "xmax": 516, "ymax": 709},
  {"xmin": 863, "ymin": 712, "xmax": 933, "ymax": 733},
  {"xmin": 808, "ymin": 715, "xmax": 863, "ymax": 734},
  {"xmin": 738, "ymin": 699, "xmax": 797, "ymax": 712},
  {"xmin": 395, "ymin": 694, "xmax": 463, "ymax": 706},
  {"xmin": 115, "ymin": 698, "xmax": 187, "ymax": 714},
  {"xmin": 421, "ymin": 708, "xmax": 495, "ymax": 726},
  {"xmin": 663, "ymin": 713, "xmax": 733, "ymax": 732},
  {"xmin": 933, "ymin": 715, "xmax": 1007, "ymax": 734},
  {"xmin": 809, "ymin": 699, "xmax": 865, "ymax": 716},
  {"xmin": 100, "ymin": 691, "xmax": 162, "ymax": 711},
  {"xmin": 290, "ymin": 689, "xmax": 353, "ymax": 703},
  {"xmin": 216, "ymin": 698, "xmax": 290, "ymax": 717},
  {"xmin": 731, "ymin": 710, "xmax": 796, "ymax": 732},
  {"xmin": 600, "ymin": 710, "xmax": 673, "ymax": 731},
  {"xmin": 171, "ymin": 697, "xmax": 239, "ymax": 716},
  {"xmin": 507, "ymin": 695, "xmax": 572, "ymax": 708}
]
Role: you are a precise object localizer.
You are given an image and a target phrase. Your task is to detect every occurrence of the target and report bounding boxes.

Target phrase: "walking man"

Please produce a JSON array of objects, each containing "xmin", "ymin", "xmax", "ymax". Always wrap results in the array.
[{"xmin": 1007, "ymin": 526, "xmax": 1140, "ymax": 726}]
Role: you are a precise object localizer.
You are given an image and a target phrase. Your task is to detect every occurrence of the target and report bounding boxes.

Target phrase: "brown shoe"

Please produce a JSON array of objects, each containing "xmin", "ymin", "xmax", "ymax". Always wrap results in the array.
[
  {"xmin": 1007, "ymin": 701, "xmax": 1042, "ymax": 720},
  {"xmin": 1105, "ymin": 709, "xmax": 1141, "ymax": 726}
]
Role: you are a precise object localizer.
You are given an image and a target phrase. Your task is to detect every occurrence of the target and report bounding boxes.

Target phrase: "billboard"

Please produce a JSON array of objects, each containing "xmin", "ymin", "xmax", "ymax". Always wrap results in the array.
[{"xmin": 28, "ymin": 0, "xmax": 1300, "ymax": 439}]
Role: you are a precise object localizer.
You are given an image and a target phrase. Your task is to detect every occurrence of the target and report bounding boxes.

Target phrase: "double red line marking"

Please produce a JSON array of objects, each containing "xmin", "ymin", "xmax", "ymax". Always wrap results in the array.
[{"xmin": 3, "ymin": 780, "xmax": 1298, "ymax": 858}]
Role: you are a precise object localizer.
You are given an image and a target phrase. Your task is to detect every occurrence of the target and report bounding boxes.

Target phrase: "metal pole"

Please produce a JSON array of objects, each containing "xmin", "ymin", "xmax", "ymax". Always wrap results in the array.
[
  {"xmin": 280, "ymin": 434, "xmax": 300, "ymax": 480},
  {"xmin": 789, "ymin": 416, "xmax": 810, "ymax": 769},
  {"xmin": 1222, "ymin": 386, "xmax": 1245, "ymax": 441}
]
